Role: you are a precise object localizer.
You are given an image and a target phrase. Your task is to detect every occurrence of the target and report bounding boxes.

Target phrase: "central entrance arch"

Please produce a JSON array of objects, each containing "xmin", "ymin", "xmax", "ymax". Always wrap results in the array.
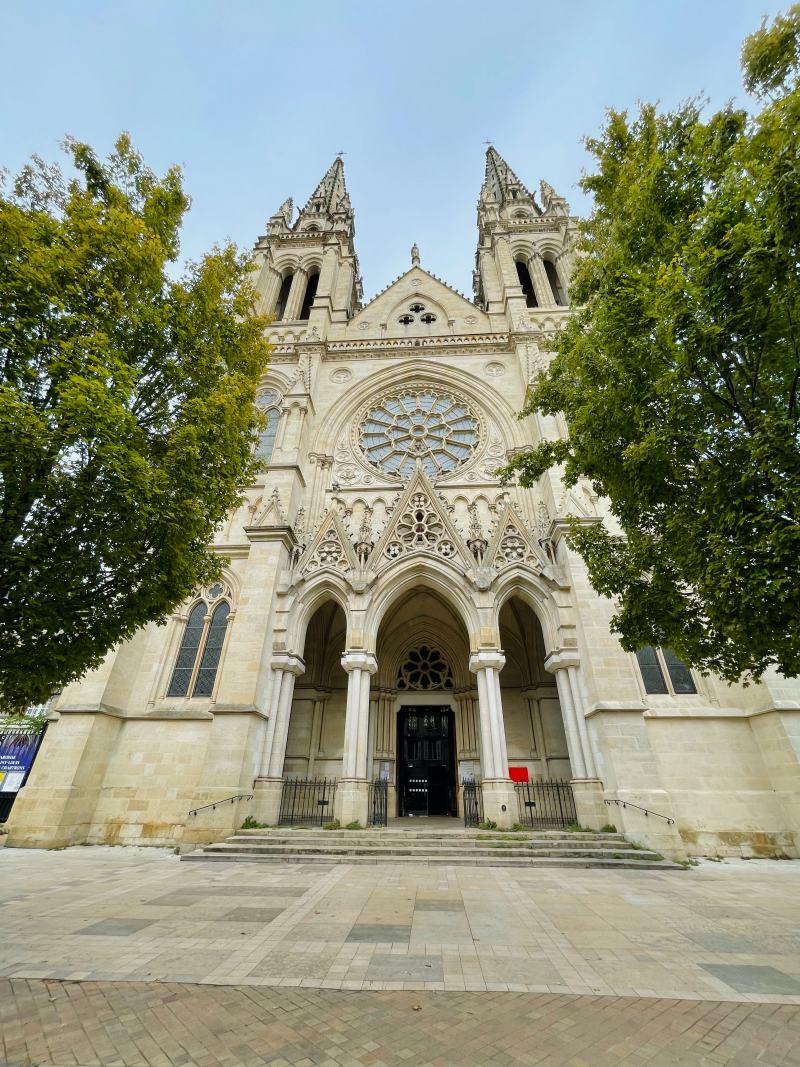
[{"xmin": 373, "ymin": 588, "xmax": 472, "ymax": 820}]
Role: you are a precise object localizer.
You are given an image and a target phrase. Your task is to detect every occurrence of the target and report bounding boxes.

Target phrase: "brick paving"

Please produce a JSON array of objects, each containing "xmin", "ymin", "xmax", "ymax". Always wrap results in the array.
[
  {"xmin": 2, "ymin": 848, "xmax": 800, "ymax": 1064},
  {"xmin": 2, "ymin": 978, "xmax": 799, "ymax": 1067}
]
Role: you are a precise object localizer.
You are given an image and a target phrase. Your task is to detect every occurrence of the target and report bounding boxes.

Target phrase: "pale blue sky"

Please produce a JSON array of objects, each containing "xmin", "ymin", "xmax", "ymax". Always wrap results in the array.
[{"xmin": 1, "ymin": 1, "xmax": 785, "ymax": 298}]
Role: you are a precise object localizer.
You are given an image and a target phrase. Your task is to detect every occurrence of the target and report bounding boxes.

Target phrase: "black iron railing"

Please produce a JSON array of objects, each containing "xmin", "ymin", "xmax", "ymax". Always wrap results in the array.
[
  {"xmin": 279, "ymin": 777, "xmax": 337, "ymax": 827},
  {"xmin": 515, "ymin": 779, "xmax": 577, "ymax": 829},
  {"xmin": 187, "ymin": 793, "xmax": 253, "ymax": 817},
  {"xmin": 368, "ymin": 779, "xmax": 388, "ymax": 827},
  {"xmin": 462, "ymin": 778, "xmax": 483, "ymax": 828},
  {"xmin": 604, "ymin": 798, "xmax": 674, "ymax": 824}
]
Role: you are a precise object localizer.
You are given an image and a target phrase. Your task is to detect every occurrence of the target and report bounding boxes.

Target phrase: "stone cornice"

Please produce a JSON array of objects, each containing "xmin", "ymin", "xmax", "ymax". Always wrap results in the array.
[{"xmin": 243, "ymin": 524, "xmax": 298, "ymax": 550}]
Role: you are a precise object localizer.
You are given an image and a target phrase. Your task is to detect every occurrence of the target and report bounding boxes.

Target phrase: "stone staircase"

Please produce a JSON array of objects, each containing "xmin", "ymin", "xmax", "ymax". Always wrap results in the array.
[{"xmin": 182, "ymin": 827, "xmax": 684, "ymax": 869}]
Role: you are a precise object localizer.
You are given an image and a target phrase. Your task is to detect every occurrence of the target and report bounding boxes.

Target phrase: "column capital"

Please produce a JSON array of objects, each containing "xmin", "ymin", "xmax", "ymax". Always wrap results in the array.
[
  {"xmin": 271, "ymin": 652, "xmax": 306, "ymax": 676},
  {"xmin": 469, "ymin": 650, "xmax": 506, "ymax": 674},
  {"xmin": 544, "ymin": 649, "xmax": 581, "ymax": 673},
  {"xmin": 341, "ymin": 651, "xmax": 378, "ymax": 675}
]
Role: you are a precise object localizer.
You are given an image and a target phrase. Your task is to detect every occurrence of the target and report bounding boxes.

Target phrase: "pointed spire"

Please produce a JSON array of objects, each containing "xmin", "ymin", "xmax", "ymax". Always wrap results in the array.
[
  {"xmin": 266, "ymin": 197, "xmax": 293, "ymax": 234},
  {"xmin": 481, "ymin": 146, "xmax": 537, "ymax": 208},
  {"xmin": 300, "ymin": 156, "xmax": 349, "ymax": 217}
]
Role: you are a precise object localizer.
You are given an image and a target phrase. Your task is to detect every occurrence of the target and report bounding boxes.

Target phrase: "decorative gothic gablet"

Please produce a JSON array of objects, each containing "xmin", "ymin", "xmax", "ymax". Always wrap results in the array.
[{"xmin": 9, "ymin": 149, "xmax": 800, "ymax": 860}]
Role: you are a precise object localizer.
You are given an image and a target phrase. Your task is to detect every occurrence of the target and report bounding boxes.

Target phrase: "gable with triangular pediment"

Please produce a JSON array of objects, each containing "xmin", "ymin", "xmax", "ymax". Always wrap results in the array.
[
  {"xmin": 344, "ymin": 266, "xmax": 490, "ymax": 341},
  {"xmin": 296, "ymin": 510, "xmax": 359, "ymax": 576},
  {"xmin": 368, "ymin": 464, "xmax": 474, "ymax": 573},
  {"xmin": 484, "ymin": 505, "xmax": 545, "ymax": 572}
]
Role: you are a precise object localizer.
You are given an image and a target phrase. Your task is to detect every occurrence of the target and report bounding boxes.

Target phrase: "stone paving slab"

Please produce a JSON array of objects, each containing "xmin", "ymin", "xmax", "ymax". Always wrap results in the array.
[
  {"xmin": 2, "ymin": 979, "xmax": 799, "ymax": 1067},
  {"xmin": 1, "ymin": 847, "xmax": 800, "ymax": 1002}
]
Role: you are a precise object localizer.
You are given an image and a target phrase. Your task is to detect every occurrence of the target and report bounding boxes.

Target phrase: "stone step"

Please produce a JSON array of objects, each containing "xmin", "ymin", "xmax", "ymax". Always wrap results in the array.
[
  {"xmin": 183, "ymin": 851, "xmax": 683, "ymax": 870},
  {"xmin": 224, "ymin": 839, "xmax": 633, "ymax": 851},
  {"xmin": 231, "ymin": 831, "xmax": 627, "ymax": 844},
  {"xmin": 197, "ymin": 843, "xmax": 661, "ymax": 860}
]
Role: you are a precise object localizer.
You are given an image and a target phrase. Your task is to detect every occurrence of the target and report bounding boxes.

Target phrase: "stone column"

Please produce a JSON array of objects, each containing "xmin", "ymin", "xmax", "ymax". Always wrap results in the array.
[
  {"xmin": 530, "ymin": 252, "xmax": 557, "ymax": 308},
  {"xmin": 545, "ymin": 650, "xmax": 605, "ymax": 828},
  {"xmin": 469, "ymin": 650, "xmax": 517, "ymax": 828},
  {"xmin": 332, "ymin": 258, "xmax": 354, "ymax": 315},
  {"xmin": 336, "ymin": 651, "xmax": 378, "ymax": 825},
  {"xmin": 253, "ymin": 652, "xmax": 305, "ymax": 826},
  {"xmin": 257, "ymin": 265, "xmax": 282, "ymax": 316},
  {"xmin": 283, "ymin": 267, "xmax": 308, "ymax": 322}
]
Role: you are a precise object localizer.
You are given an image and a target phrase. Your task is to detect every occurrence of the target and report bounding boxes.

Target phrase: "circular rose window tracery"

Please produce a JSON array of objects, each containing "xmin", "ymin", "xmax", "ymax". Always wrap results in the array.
[
  {"xmin": 396, "ymin": 646, "xmax": 454, "ymax": 691},
  {"xmin": 358, "ymin": 390, "xmax": 480, "ymax": 478}
]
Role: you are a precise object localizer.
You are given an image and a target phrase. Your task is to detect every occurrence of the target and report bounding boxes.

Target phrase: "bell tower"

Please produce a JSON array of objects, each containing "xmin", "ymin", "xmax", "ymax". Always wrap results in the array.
[
  {"xmin": 252, "ymin": 156, "xmax": 362, "ymax": 337},
  {"xmin": 473, "ymin": 146, "xmax": 575, "ymax": 328}
]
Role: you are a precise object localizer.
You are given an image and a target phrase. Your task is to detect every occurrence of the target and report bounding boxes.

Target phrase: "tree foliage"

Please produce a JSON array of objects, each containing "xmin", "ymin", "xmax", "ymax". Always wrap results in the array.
[
  {"xmin": 0, "ymin": 135, "xmax": 270, "ymax": 711},
  {"xmin": 504, "ymin": 7, "xmax": 800, "ymax": 682}
]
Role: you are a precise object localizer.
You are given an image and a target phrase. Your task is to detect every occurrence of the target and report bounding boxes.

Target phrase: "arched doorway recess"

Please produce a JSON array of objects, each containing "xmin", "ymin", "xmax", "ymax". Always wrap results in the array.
[
  {"xmin": 497, "ymin": 596, "xmax": 572, "ymax": 782},
  {"xmin": 373, "ymin": 588, "xmax": 473, "ymax": 820}
]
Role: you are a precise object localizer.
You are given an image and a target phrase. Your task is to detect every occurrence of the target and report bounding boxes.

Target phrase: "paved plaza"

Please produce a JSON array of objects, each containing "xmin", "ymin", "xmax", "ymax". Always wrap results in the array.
[{"xmin": 1, "ymin": 847, "xmax": 799, "ymax": 1064}]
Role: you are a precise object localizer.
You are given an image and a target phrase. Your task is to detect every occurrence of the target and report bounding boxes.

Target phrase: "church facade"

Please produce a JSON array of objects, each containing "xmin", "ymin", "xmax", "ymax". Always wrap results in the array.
[{"xmin": 8, "ymin": 150, "xmax": 800, "ymax": 859}]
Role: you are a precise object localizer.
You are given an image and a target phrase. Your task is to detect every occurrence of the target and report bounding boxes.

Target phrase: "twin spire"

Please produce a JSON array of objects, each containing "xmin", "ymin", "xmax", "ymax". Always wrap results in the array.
[{"xmin": 268, "ymin": 147, "xmax": 565, "ymax": 237}]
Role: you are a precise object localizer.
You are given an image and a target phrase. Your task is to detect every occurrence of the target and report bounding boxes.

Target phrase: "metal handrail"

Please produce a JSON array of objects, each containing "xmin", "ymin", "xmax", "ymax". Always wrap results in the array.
[
  {"xmin": 604, "ymin": 798, "xmax": 674, "ymax": 824},
  {"xmin": 188, "ymin": 793, "xmax": 253, "ymax": 817}
]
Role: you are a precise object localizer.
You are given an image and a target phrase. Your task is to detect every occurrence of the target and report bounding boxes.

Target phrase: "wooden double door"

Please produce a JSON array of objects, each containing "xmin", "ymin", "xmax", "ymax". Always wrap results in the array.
[{"xmin": 397, "ymin": 707, "xmax": 456, "ymax": 817}]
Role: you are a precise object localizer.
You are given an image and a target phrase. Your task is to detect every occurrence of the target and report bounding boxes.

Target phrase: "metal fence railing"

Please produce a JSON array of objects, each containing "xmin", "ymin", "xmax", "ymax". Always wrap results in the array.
[
  {"xmin": 462, "ymin": 778, "xmax": 483, "ymax": 828},
  {"xmin": 368, "ymin": 779, "xmax": 388, "ymax": 827},
  {"xmin": 515, "ymin": 779, "xmax": 577, "ymax": 829},
  {"xmin": 278, "ymin": 777, "xmax": 337, "ymax": 827}
]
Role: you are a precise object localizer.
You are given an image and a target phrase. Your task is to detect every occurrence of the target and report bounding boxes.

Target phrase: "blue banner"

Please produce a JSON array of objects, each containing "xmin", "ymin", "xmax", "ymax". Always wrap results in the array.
[{"xmin": 0, "ymin": 729, "xmax": 43, "ymax": 793}]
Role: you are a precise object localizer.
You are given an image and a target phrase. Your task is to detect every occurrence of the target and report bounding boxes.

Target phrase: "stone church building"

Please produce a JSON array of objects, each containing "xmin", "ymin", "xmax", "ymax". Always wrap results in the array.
[{"xmin": 8, "ymin": 150, "xmax": 800, "ymax": 859}]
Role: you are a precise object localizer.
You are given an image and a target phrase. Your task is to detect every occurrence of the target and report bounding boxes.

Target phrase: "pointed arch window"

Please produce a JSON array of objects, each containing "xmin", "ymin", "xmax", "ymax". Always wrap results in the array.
[
  {"xmin": 635, "ymin": 646, "xmax": 696, "ymax": 696},
  {"xmin": 299, "ymin": 271, "xmax": 319, "ymax": 320},
  {"xmin": 275, "ymin": 273, "xmax": 293, "ymax": 320},
  {"xmin": 516, "ymin": 260, "xmax": 538, "ymax": 308},
  {"xmin": 543, "ymin": 258, "xmax": 566, "ymax": 305},
  {"xmin": 256, "ymin": 408, "xmax": 279, "ymax": 465},
  {"xmin": 167, "ymin": 595, "xmax": 232, "ymax": 699}
]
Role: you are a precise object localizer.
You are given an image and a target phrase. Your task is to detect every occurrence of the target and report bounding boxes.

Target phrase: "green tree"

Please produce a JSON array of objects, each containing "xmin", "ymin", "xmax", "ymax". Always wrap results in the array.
[
  {"xmin": 504, "ymin": 7, "xmax": 800, "ymax": 683},
  {"xmin": 0, "ymin": 135, "xmax": 269, "ymax": 712}
]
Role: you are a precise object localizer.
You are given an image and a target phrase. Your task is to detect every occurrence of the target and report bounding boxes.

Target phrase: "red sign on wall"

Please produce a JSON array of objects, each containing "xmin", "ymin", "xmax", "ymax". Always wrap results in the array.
[{"xmin": 508, "ymin": 767, "xmax": 529, "ymax": 783}]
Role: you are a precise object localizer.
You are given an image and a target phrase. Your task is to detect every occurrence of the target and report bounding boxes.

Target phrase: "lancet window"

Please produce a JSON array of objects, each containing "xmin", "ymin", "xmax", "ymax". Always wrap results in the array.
[
  {"xmin": 275, "ymin": 273, "xmax": 293, "ymax": 319},
  {"xmin": 636, "ymin": 646, "xmax": 696, "ymax": 695},
  {"xmin": 167, "ymin": 586, "xmax": 232, "ymax": 699}
]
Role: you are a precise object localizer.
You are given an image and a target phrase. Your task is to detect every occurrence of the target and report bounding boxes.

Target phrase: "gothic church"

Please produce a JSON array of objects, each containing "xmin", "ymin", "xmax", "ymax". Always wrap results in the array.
[{"xmin": 9, "ymin": 150, "xmax": 800, "ymax": 859}]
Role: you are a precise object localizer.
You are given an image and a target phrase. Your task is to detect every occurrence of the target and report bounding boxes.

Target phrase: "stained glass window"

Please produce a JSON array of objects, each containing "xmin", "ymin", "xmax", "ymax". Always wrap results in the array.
[
  {"xmin": 167, "ymin": 603, "xmax": 207, "ymax": 698},
  {"xmin": 358, "ymin": 391, "xmax": 480, "ymax": 478},
  {"xmin": 636, "ymin": 646, "xmax": 696, "ymax": 695},
  {"xmin": 166, "ymin": 599, "xmax": 232, "ymax": 699},
  {"xmin": 256, "ymin": 408, "xmax": 279, "ymax": 464},
  {"xmin": 192, "ymin": 602, "xmax": 231, "ymax": 697}
]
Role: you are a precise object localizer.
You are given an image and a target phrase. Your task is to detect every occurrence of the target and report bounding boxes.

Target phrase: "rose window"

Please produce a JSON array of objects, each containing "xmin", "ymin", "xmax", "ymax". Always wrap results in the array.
[
  {"xmin": 358, "ymin": 391, "xmax": 480, "ymax": 478},
  {"xmin": 396, "ymin": 645, "xmax": 454, "ymax": 691}
]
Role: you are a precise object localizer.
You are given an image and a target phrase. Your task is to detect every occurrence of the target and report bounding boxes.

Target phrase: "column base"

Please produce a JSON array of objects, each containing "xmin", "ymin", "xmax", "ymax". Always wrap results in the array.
[
  {"xmin": 570, "ymin": 778, "xmax": 606, "ymax": 830},
  {"xmin": 335, "ymin": 778, "xmax": 369, "ymax": 827},
  {"xmin": 251, "ymin": 777, "xmax": 285, "ymax": 828},
  {"xmin": 480, "ymin": 779, "xmax": 518, "ymax": 830}
]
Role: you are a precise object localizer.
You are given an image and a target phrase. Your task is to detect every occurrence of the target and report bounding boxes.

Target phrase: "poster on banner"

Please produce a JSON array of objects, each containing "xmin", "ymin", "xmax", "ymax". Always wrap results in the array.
[{"xmin": 0, "ymin": 730, "xmax": 42, "ymax": 793}]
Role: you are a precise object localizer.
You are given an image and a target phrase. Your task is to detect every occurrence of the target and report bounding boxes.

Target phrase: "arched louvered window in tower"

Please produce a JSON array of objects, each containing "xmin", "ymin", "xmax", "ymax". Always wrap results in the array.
[
  {"xmin": 275, "ymin": 273, "xmax": 293, "ymax": 320},
  {"xmin": 256, "ymin": 408, "xmax": 279, "ymax": 465},
  {"xmin": 299, "ymin": 271, "xmax": 319, "ymax": 320},
  {"xmin": 166, "ymin": 603, "xmax": 207, "ymax": 697},
  {"xmin": 543, "ymin": 258, "xmax": 566, "ymax": 305},
  {"xmin": 191, "ymin": 602, "xmax": 231, "ymax": 697},
  {"xmin": 515, "ymin": 261, "xmax": 538, "ymax": 308}
]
